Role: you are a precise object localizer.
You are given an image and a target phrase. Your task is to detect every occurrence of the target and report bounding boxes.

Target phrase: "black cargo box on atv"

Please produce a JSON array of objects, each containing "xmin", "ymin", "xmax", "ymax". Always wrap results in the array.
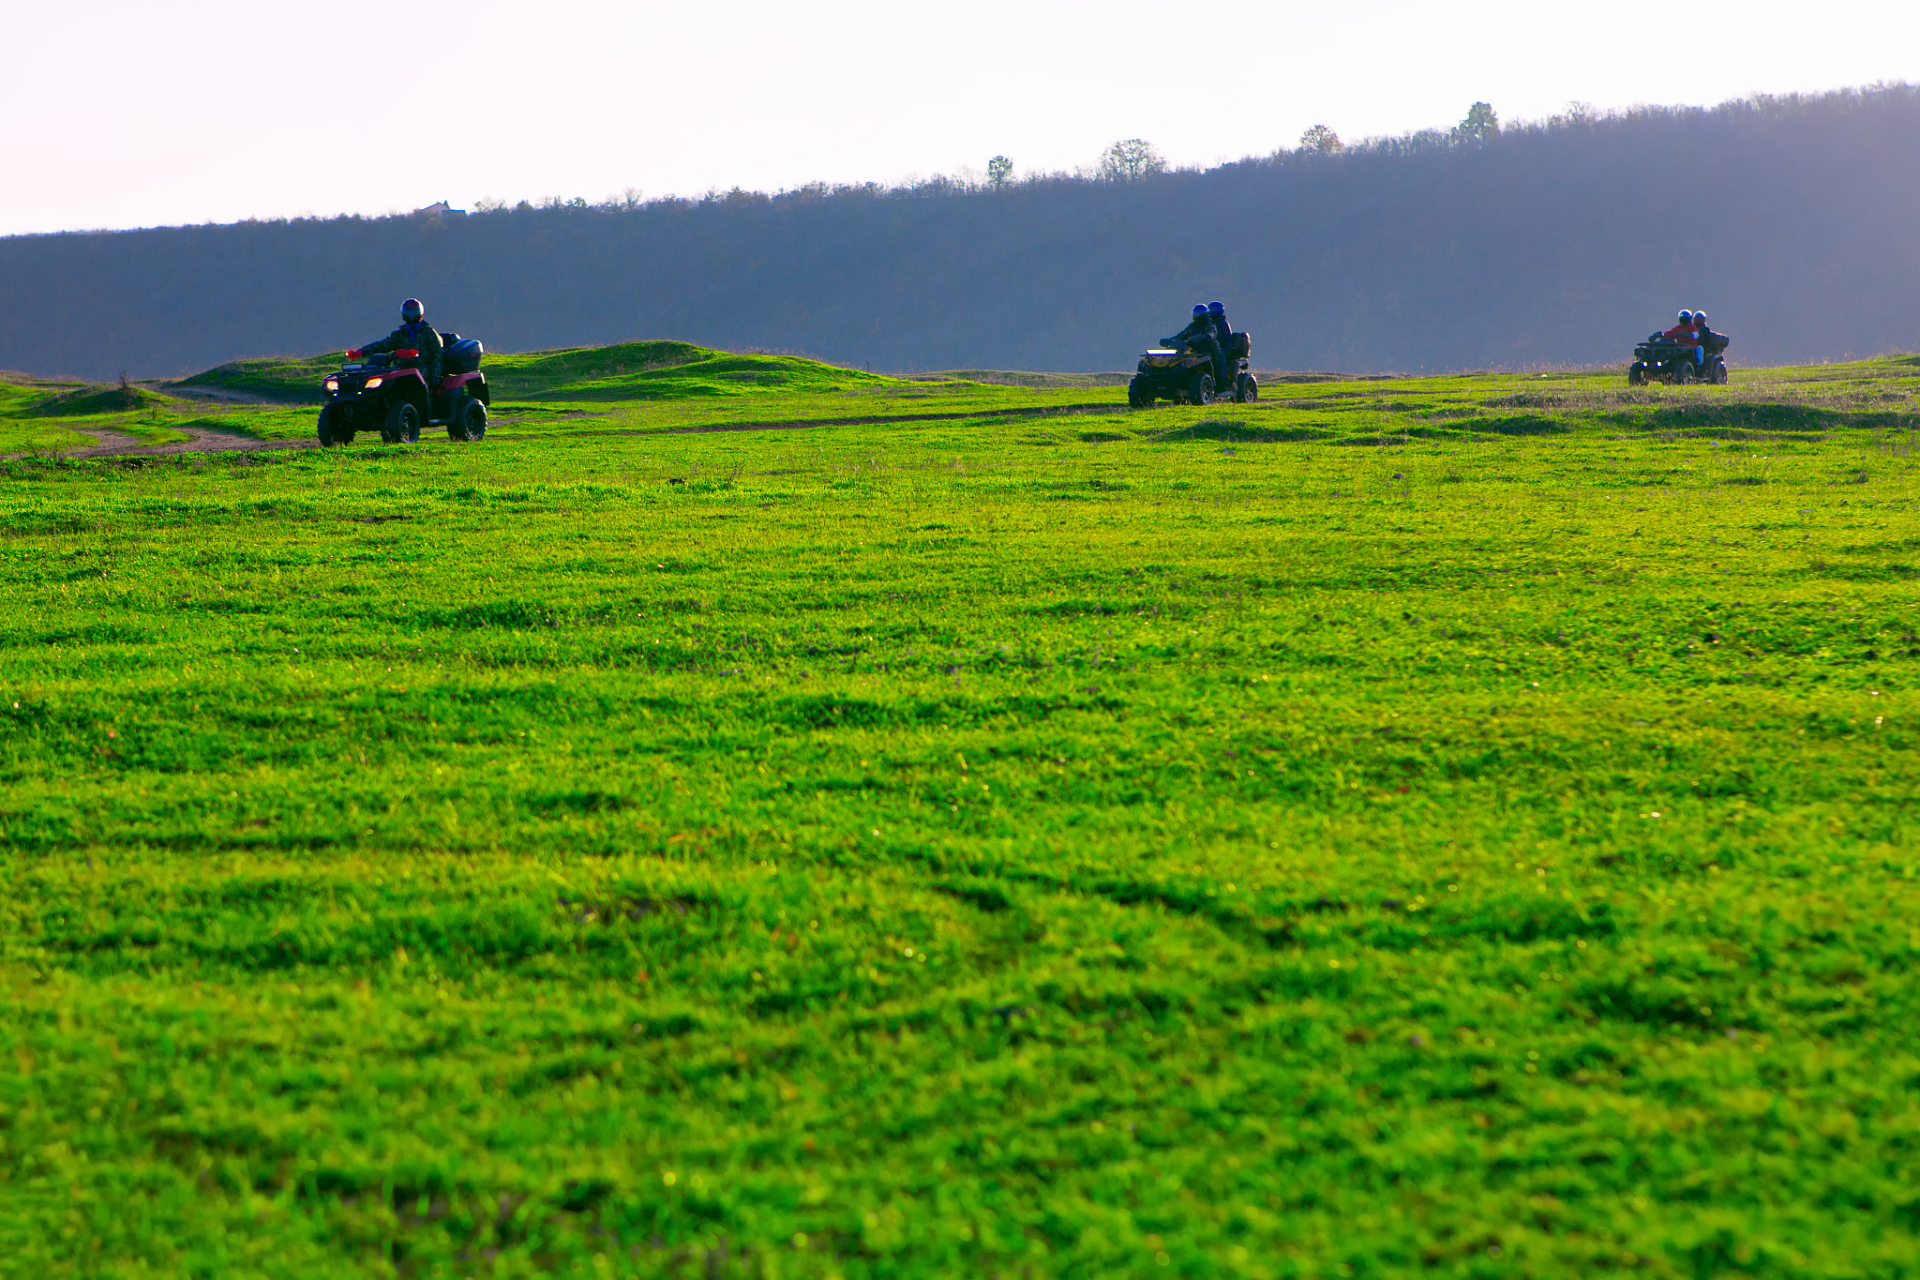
[{"xmin": 441, "ymin": 334, "xmax": 484, "ymax": 375}]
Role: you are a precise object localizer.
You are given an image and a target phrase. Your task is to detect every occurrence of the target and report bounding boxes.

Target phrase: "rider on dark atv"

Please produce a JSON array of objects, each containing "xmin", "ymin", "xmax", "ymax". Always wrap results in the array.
[
  {"xmin": 356, "ymin": 298, "xmax": 444, "ymax": 387},
  {"xmin": 1167, "ymin": 304, "xmax": 1227, "ymax": 390}
]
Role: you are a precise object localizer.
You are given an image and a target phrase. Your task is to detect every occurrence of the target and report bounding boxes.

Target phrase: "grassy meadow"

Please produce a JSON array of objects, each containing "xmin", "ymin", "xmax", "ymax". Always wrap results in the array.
[{"xmin": 2, "ymin": 347, "xmax": 1920, "ymax": 1278}]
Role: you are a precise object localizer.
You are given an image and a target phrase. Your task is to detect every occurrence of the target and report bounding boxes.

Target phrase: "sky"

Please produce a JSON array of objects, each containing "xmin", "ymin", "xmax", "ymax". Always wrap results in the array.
[{"xmin": 6, "ymin": 0, "xmax": 1918, "ymax": 238}]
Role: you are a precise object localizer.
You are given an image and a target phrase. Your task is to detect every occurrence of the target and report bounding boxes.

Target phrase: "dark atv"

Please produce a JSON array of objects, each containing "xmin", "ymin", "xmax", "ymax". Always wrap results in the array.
[
  {"xmin": 1629, "ymin": 331, "xmax": 1729, "ymax": 385},
  {"xmin": 317, "ymin": 334, "xmax": 489, "ymax": 446},
  {"xmin": 1129, "ymin": 332, "xmax": 1257, "ymax": 406}
]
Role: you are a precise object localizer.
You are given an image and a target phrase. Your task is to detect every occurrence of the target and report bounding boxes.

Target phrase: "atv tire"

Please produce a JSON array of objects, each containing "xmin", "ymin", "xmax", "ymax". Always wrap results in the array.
[
  {"xmin": 1127, "ymin": 376, "xmax": 1152, "ymax": 409},
  {"xmin": 1187, "ymin": 371, "xmax": 1215, "ymax": 406},
  {"xmin": 1627, "ymin": 364, "xmax": 1645, "ymax": 386},
  {"xmin": 1233, "ymin": 373, "xmax": 1258, "ymax": 403},
  {"xmin": 448, "ymin": 395, "xmax": 488, "ymax": 442},
  {"xmin": 1710, "ymin": 362, "xmax": 1729, "ymax": 385},
  {"xmin": 317, "ymin": 405, "xmax": 347, "ymax": 448},
  {"xmin": 381, "ymin": 400, "xmax": 422, "ymax": 445}
]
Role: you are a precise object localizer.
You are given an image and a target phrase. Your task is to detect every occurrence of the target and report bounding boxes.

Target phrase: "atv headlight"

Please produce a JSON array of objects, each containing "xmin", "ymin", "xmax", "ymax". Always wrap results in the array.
[
  {"xmin": 364, "ymin": 377, "xmax": 384, "ymax": 389},
  {"xmin": 325, "ymin": 378, "xmax": 339, "ymax": 392}
]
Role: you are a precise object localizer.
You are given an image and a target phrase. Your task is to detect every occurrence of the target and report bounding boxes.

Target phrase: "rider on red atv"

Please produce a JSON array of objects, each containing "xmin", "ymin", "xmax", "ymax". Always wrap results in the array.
[
  {"xmin": 321, "ymin": 299, "xmax": 489, "ymax": 447},
  {"xmin": 352, "ymin": 298, "xmax": 444, "ymax": 386}
]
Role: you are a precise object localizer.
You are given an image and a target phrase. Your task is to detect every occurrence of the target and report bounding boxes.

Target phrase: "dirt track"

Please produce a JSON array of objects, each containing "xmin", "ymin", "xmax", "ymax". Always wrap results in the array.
[{"xmin": 57, "ymin": 425, "xmax": 315, "ymax": 459}]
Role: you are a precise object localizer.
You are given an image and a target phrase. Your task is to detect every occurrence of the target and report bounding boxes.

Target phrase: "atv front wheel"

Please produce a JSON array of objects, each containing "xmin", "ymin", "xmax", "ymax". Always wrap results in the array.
[
  {"xmin": 1127, "ymin": 376, "xmax": 1153, "ymax": 409},
  {"xmin": 448, "ymin": 395, "xmax": 488, "ymax": 441},
  {"xmin": 381, "ymin": 400, "xmax": 422, "ymax": 445},
  {"xmin": 317, "ymin": 405, "xmax": 346, "ymax": 447},
  {"xmin": 1234, "ymin": 373, "xmax": 1258, "ymax": 403},
  {"xmin": 1627, "ymin": 364, "xmax": 1646, "ymax": 386},
  {"xmin": 1187, "ymin": 371, "xmax": 1214, "ymax": 406}
]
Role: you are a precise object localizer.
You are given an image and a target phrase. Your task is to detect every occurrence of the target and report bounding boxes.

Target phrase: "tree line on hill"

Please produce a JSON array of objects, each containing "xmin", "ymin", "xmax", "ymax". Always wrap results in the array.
[{"xmin": 3, "ymin": 84, "xmax": 1918, "ymax": 381}]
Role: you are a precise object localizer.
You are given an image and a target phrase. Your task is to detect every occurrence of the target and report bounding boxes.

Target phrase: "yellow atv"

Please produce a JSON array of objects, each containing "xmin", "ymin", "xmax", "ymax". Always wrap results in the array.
[{"xmin": 1128, "ymin": 333, "xmax": 1255, "ymax": 407}]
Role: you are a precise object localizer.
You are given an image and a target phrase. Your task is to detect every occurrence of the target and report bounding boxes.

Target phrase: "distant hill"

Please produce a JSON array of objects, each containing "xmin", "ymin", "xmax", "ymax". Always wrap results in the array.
[{"xmin": 4, "ymin": 84, "xmax": 1919, "ymax": 379}]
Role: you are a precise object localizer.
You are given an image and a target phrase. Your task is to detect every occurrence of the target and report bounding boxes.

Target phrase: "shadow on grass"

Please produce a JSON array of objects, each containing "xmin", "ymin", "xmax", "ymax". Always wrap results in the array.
[
  {"xmin": 1149, "ymin": 420, "xmax": 1332, "ymax": 444},
  {"xmin": 1614, "ymin": 403, "xmax": 1904, "ymax": 433}
]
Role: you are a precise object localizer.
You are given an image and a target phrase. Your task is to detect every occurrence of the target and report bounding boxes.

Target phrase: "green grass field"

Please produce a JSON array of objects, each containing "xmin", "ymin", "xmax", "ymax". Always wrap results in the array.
[{"xmin": 3, "ymin": 346, "xmax": 1919, "ymax": 1278}]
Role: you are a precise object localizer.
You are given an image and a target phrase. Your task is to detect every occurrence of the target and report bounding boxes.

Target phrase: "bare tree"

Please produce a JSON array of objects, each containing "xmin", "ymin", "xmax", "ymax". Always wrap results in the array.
[
  {"xmin": 1299, "ymin": 124, "xmax": 1344, "ymax": 155},
  {"xmin": 1097, "ymin": 139, "xmax": 1166, "ymax": 183},
  {"xmin": 1557, "ymin": 100, "xmax": 1597, "ymax": 127},
  {"xmin": 987, "ymin": 155, "xmax": 1014, "ymax": 190}
]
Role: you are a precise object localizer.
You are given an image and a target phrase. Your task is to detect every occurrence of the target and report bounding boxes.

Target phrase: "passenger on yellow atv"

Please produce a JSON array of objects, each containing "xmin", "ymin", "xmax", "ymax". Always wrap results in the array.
[
  {"xmin": 1165, "ymin": 304, "xmax": 1226, "ymax": 390},
  {"xmin": 1206, "ymin": 301, "xmax": 1233, "ymax": 353}
]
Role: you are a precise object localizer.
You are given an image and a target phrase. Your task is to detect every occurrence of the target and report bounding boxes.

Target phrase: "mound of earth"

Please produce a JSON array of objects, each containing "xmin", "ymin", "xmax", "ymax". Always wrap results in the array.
[
  {"xmin": 29, "ymin": 383, "xmax": 175, "ymax": 416},
  {"xmin": 174, "ymin": 340, "xmax": 904, "ymax": 404},
  {"xmin": 174, "ymin": 355, "xmax": 343, "ymax": 404},
  {"xmin": 516, "ymin": 348, "xmax": 904, "ymax": 401}
]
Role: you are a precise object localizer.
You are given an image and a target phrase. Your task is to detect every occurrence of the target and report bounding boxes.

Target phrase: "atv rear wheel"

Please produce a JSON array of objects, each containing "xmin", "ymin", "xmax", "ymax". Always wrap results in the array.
[
  {"xmin": 1127, "ymin": 375, "xmax": 1152, "ymax": 409},
  {"xmin": 1710, "ymin": 362, "xmax": 1729, "ymax": 385},
  {"xmin": 1187, "ymin": 371, "xmax": 1214, "ymax": 405},
  {"xmin": 448, "ymin": 395, "xmax": 488, "ymax": 441},
  {"xmin": 1233, "ymin": 373, "xmax": 1258, "ymax": 403},
  {"xmin": 381, "ymin": 400, "xmax": 422, "ymax": 445}
]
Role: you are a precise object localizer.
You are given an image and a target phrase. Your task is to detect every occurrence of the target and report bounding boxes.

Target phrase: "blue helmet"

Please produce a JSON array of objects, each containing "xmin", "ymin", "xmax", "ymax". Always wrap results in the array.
[
  {"xmin": 1677, "ymin": 309, "xmax": 1693, "ymax": 324},
  {"xmin": 1191, "ymin": 304, "xmax": 1208, "ymax": 318},
  {"xmin": 401, "ymin": 298, "xmax": 424, "ymax": 324},
  {"xmin": 1207, "ymin": 301, "xmax": 1225, "ymax": 317}
]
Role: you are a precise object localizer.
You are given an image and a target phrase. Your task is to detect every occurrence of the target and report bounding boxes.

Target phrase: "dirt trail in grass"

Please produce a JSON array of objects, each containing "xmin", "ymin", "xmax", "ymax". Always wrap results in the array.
[
  {"xmin": 62, "ymin": 424, "xmax": 315, "ymax": 458},
  {"xmin": 160, "ymin": 384, "xmax": 298, "ymax": 407}
]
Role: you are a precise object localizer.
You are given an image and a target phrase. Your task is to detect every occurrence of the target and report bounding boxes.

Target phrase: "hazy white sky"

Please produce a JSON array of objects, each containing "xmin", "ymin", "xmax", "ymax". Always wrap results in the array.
[{"xmin": 5, "ymin": 0, "xmax": 1916, "ymax": 237}]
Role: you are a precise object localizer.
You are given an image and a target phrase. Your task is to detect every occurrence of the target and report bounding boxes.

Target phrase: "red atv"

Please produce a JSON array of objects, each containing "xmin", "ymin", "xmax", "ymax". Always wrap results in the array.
[{"xmin": 317, "ymin": 335, "xmax": 489, "ymax": 446}]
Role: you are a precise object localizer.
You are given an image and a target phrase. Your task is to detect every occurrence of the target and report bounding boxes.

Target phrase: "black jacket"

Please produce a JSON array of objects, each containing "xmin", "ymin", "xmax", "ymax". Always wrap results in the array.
[
  {"xmin": 1169, "ymin": 317, "xmax": 1220, "ymax": 350},
  {"xmin": 1209, "ymin": 313, "xmax": 1233, "ymax": 351},
  {"xmin": 364, "ymin": 321, "xmax": 445, "ymax": 382}
]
